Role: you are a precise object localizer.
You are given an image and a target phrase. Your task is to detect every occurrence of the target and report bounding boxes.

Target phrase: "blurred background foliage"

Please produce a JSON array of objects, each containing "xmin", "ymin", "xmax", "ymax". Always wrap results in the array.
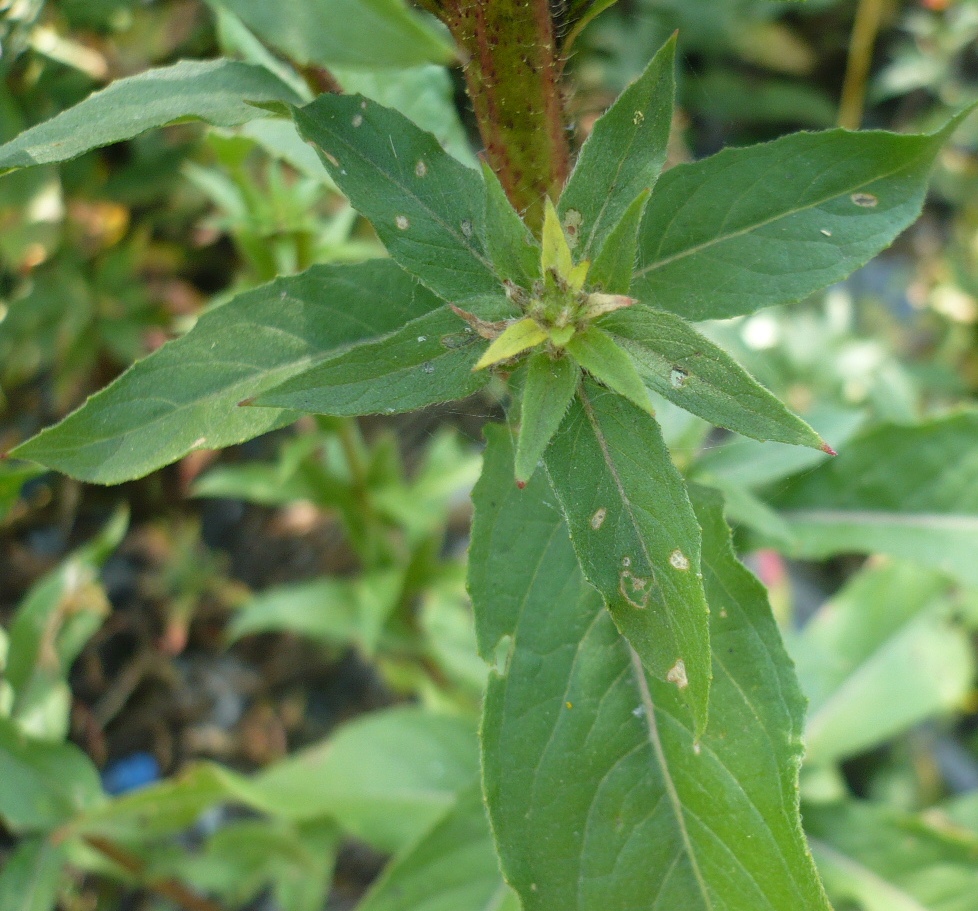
[{"xmin": 3, "ymin": 0, "xmax": 978, "ymax": 909}]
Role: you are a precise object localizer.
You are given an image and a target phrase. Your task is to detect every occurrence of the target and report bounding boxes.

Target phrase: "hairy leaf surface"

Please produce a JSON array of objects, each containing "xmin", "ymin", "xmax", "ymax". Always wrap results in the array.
[
  {"xmin": 12, "ymin": 261, "xmax": 440, "ymax": 483},
  {"xmin": 544, "ymin": 382, "xmax": 711, "ymax": 729},
  {"xmin": 632, "ymin": 118, "xmax": 968, "ymax": 320},
  {"xmin": 470, "ymin": 430, "xmax": 830, "ymax": 911},
  {"xmin": 0, "ymin": 60, "xmax": 303, "ymax": 174}
]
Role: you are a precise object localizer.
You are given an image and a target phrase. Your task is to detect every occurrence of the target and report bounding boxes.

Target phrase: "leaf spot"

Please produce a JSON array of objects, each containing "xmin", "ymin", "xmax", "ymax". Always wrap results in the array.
[
  {"xmin": 633, "ymin": 110, "xmax": 645, "ymax": 125},
  {"xmin": 622, "ymin": 556, "xmax": 631, "ymax": 567},
  {"xmin": 360, "ymin": 100, "xmax": 367, "ymax": 109},
  {"xmin": 324, "ymin": 152, "xmax": 340, "ymax": 168},
  {"xmin": 720, "ymin": 608, "xmax": 728, "ymax": 618},
  {"xmin": 590, "ymin": 507, "xmax": 607, "ymax": 530},
  {"xmin": 191, "ymin": 437, "xmax": 207, "ymax": 449},
  {"xmin": 666, "ymin": 658, "xmax": 688, "ymax": 689},
  {"xmin": 352, "ymin": 114, "xmax": 364, "ymax": 127},
  {"xmin": 422, "ymin": 362, "xmax": 435, "ymax": 375},
  {"xmin": 415, "ymin": 160, "xmax": 427, "ymax": 178},
  {"xmin": 565, "ymin": 701, "xmax": 573, "ymax": 709},
  {"xmin": 693, "ymin": 742, "xmax": 702, "ymax": 755},
  {"xmin": 619, "ymin": 570, "xmax": 651, "ymax": 609},
  {"xmin": 631, "ymin": 705, "xmax": 645, "ymax": 718},
  {"xmin": 563, "ymin": 209, "xmax": 583, "ymax": 248},
  {"xmin": 851, "ymin": 192, "xmax": 878, "ymax": 208},
  {"xmin": 460, "ymin": 219, "xmax": 473, "ymax": 237},
  {"xmin": 396, "ymin": 215, "xmax": 410, "ymax": 230},
  {"xmin": 669, "ymin": 367, "xmax": 689, "ymax": 389},
  {"xmin": 417, "ymin": 336, "xmax": 427, "ymax": 342},
  {"xmin": 820, "ymin": 228, "xmax": 833, "ymax": 237},
  {"xmin": 669, "ymin": 549, "xmax": 690, "ymax": 571}
]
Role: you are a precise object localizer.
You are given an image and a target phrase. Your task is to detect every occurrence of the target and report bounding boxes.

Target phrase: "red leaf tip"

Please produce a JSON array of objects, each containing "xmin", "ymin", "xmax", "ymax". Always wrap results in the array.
[{"xmin": 821, "ymin": 442, "xmax": 838, "ymax": 457}]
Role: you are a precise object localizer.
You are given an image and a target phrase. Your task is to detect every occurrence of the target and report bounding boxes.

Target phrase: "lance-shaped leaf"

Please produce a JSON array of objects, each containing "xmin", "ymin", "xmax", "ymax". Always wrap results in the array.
[
  {"xmin": 474, "ymin": 318, "xmax": 549, "ymax": 371},
  {"xmin": 12, "ymin": 261, "xmax": 441, "ymax": 484},
  {"xmin": 0, "ymin": 837, "xmax": 66, "ymax": 911},
  {"xmin": 806, "ymin": 801, "xmax": 978, "ymax": 911},
  {"xmin": 566, "ymin": 327, "xmax": 655, "ymax": 414},
  {"xmin": 483, "ymin": 162, "xmax": 540, "ymax": 287},
  {"xmin": 217, "ymin": 0, "xmax": 453, "ymax": 71},
  {"xmin": 790, "ymin": 560, "xmax": 974, "ymax": 766},
  {"xmin": 601, "ymin": 307, "xmax": 829, "ymax": 449},
  {"xmin": 254, "ymin": 307, "xmax": 498, "ymax": 415},
  {"xmin": 291, "ymin": 94, "xmax": 501, "ymax": 304},
  {"xmin": 771, "ymin": 411, "xmax": 978, "ymax": 586},
  {"xmin": 632, "ymin": 113, "xmax": 973, "ymax": 321},
  {"xmin": 357, "ymin": 783, "xmax": 518, "ymax": 911},
  {"xmin": 559, "ymin": 36, "xmax": 676, "ymax": 259},
  {"xmin": 515, "ymin": 353, "xmax": 580, "ymax": 484},
  {"xmin": 0, "ymin": 60, "xmax": 304, "ymax": 174},
  {"xmin": 470, "ymin": 430, "xmax": 831, "ymax": 911},
  {"xmin": 588, "ymin": 189, "xmax": 649, "ymax": 294},
  {"xmin": 543, "ymin": 381, "xmax": 711, "ymax": 731}
]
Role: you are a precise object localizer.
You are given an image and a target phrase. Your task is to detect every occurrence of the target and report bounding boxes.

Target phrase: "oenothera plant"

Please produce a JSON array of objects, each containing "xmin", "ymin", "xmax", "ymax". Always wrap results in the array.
[{"xmin": 1, "ymin": 1, "xmax": 970, "ymax": 906}]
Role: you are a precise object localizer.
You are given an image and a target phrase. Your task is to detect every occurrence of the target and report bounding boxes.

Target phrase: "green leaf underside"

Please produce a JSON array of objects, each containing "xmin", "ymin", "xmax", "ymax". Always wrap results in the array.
[
  {"xmin": 0, "ymin": 60, "xmax": 304, "ymax": 174},
  {"xmin": 470, "ymin": 429, "xmax": 830, "ymax": 911},
  {"xmin": 543, "ymin": 381, "xmax": 711, "ymax": 731},
  {"xmin": 559, "ymin": 36, "xmax": 676, "ymax": 260},
  {"xmin": 791, "ymin": 561, "xmax": 973, "ymax": 765},
  {"xmin": 254, "ymin": 707, "xmax": 478, "ymax": 853},
  {"xmin": 0, "ymin": 837, "xmax": 66, "ymax": 911},
  {"xmin": 255, "ymin": 307, "xmax": 493, "ymax": 415},
  {"xmin": 602, "ymin": 307, "xmax": 825, "ymax": 449},
  {"xmin": 12, "ymin": 261, "xmax": 440, "ymax": 484},
  {"xmin": 357, "ymin": 783, "xmax": 518, "ymax": 911},
  {"xmin": 565, "ymin": 329, "xmax": 653, "ymax": 414},
  {"xmin": 483, "ymin": 162, "xmax": 540, "ymax": 287},
  {"xmin": 515, "ymin": 354, "xmax": 580, "ymax": 483},
  {"xmin": 807, "ymin": 802, "xmax": 978, "ymax": 911},
  {"xmin": 588, "ymin": 189, "xmax": 649, "ymax": 294},
  {"xmin": 771, "ymin": 411, "xmax": 978, "ymax": 585},
  {"xmin": 632, "ymin": 118, "xmax": 966, "ymax": 321},
  {"xmin": 291, "ymin": 94, "xmax": 500, "ymax": 304},
  {"xmin": 218, "ymin": 0, "xmax": 451, "ymax": 70}
]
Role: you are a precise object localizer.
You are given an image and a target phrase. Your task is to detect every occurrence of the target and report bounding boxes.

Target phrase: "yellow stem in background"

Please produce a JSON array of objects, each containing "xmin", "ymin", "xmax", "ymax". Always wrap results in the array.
[{"xmin": 838, "ymin": 0, "xmax": 889, "ymax": 130}]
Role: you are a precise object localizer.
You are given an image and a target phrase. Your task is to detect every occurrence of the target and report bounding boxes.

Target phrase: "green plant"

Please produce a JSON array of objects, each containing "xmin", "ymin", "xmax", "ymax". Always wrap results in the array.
[{"xmin": 3, "ymin": 1, "xmax": 978, "ymax": 909}]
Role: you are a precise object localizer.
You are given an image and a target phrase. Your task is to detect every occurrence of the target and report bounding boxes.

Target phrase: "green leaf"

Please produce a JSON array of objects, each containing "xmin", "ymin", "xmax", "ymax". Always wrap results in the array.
[
  {"xmin": 515, "ymin": 353, "xmax": 580, "ymax": 484},
  {"xmin": 0, "ymin": 718, "xmax": 104, "ymax": 833},
  {"xmin": 357, "ymin": 782, "xmax": 518, "ymax": 911},
  {"xmin": 256, "ymin": 307, "xmax": 494, "ymax": 415},
  {"xmin": 227, "ymin": 570, "xmax": 404, "ymax": 654},
  {"xmin": 474, "ymin": 317, "xmax": 548, "ymax": 371},
  {"xmin": 254, "ymin": 707, "xmax": 478, "ymax": 853},
  {"xmin": 565, "ymin": 328, "xmax": 654, "ymax": 413},
  {"xmin": 588, "ymin": 189, "xmax": 649, "ymax": 294},
  {"xmin": 470, "ymin": 431, "xmax": 830, "ymax": 910},
  {"xmin": 632, "ymin": 115, "xmax": 971, "ymax": 320},
  {"xmin": 71, "ymin": 762, "xmax": 272, "ymax": 843},
  {"xmin": 771, "ymin": 411, "xmax": 978, "ymax": 586},
  {"xmin": 217, "ymin": 0, "xmax": 453, "ymax": 70},
  {"xmin": 559, "ymin": 36, "xmax": 676, "ymax": 259},
  {"xmin": 0, "ymin": 463, "xmax": 44, "ymax": 523},
  {"xmin": 291, "ymin": 93, "xmax": 501, "ymax": 304},
  {"xmin": 0, "ymin": 60, "xmax": 304, "ymax": 175},
  {"xmin": 543, "ymin": 381, "xmax": 711, "ymax": 731},
  {"xmin": 0, "ymin": 837, "xmax": 66, "ymax": 911},
  {"xmin": 12, "ymin": 261, "xmax": 441, "ymax": 483},
  {"xmin": 482, "ymin": 162, "xmax": 539, "ymax": 287},
  {"xmin": 807, "ymin": 801, "xmax": 978, "ymax": 911},
  {"xmin": 602, "ymin": 307, "xmax": 828, "ymax": 449},
  {"xmin": 789, "ymin": 560, "xmax": 974, "ymax": 765}
]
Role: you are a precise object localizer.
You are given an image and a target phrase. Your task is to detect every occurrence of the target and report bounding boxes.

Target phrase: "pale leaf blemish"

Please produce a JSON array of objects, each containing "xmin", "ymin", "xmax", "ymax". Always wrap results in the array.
[
  {"xmin": 460, "ymin": 219, "xmax": 473, "ymax": 237},
  {"xmin": 563, "ymin": 209, "xmax": 583, "ymax": 248},
  {"xmin": 324, "ymin": 152, "xmax": 340, "ymax": 168},
  {"xmin": 352, "ymin": 114, "xmax": 364, "ymax": 127},
  {"xmin": 422, "ymin": 362, "xmax": 435, "ymax": 375},
  {"xmin": 820, "ymin": 229, "xmax": 833, "ymax": 237},
  {"xmin": 417, "ymin": 336, "xmax": 427, "ymax": 342},
  {"xmin": 360, "ymin": 100, "xmax": 367, "ymax": 110},
  {"xmin": 669, "ymin": 367, "xmax": 689, "ymax": 389},
  {"xmin": 851, "ymin": 192, "xmax": 878, "ymax": 208},
  {"xmin": 191, "ymin": 437, "xmax": 207, "ymax": 449},
  {"xmin": 565, "ymin": 701, "xmax": 573, "ymax": 709},
  {"xmin": 633, "ymin": 110, "xmax": 645, "ymax": 125},
  {"xmin": 396, "ymin": 215, "xmax": 410, "ymax": 230},
  {"xmin": 666, "ymin": 658, "xmax": 688, "ymax": 689},
  {"xmin": 622, "ymin": 556, "xmax": 631, "ymax": 567},
  {"xmin": 693, "ymin": 742, "xmax": 702, "ymax": 755},
  {"xmin": 415, "ymin": 160, "xmax": 427, "ymax": 178},
  {"xmin": 669, "ymin": 549, "xmax": 690, "ymax": 571},
  {"xmin": 590, "ymin": 507, "xmax": 607, "ymax": 530},
  {"xmin": 619, "ymin": 570, "xmax": 651, "ymax": 609},
  {"xmin": 631, "ymin": 705, "xmax": 645, "ymax": 718}
]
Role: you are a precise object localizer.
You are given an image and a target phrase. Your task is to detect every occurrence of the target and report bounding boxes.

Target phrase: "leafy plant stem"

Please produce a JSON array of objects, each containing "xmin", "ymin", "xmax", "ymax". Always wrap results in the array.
[
  {"xmin": 430, "ymin": 0, "xmax": 571, "ymax": 231},
  {"xmin": 838, "ymin": 0, "xmax": 888, "ymax": 129},
  {"xmin": 336, "ymin": 417, "xmax": 388, "ymax": 566},
  {"xmin": 83, "ymin": 836, "xmax": 229, "ymax": 911}
]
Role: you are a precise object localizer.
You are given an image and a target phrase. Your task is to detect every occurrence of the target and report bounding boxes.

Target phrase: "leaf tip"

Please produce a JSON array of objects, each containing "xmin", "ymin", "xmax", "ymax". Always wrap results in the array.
[{"xmin": 821, "ymin": 442, "xmax": 838, "ymax": 457}]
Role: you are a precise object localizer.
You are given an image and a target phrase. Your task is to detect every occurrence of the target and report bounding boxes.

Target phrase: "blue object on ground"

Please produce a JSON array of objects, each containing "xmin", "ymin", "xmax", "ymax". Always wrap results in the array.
[{"xmin": 102, "ymin": 752, "xmax": 161, "ymax": 795}]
